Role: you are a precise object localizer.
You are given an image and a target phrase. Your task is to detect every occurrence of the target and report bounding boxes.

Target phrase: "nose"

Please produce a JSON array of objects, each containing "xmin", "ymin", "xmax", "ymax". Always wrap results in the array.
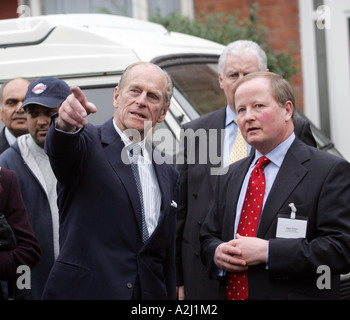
[
  {"xmin": 16, "ymin": 105, "xmax": 25, "ymax": 113},
  {"xmin": 238, "ymin": 107, "xmax": 255, "ymax": 126},
  {"xmin": 37, "ymin": 114, "xmax": 50, "ymax": 125},
  {"xmin": 135, "ymin": 92, "xmax": 147, "ymax": 107},
  {"xmin": 237, "ymin": 73, "xmax": 245, "ymax": 81}
]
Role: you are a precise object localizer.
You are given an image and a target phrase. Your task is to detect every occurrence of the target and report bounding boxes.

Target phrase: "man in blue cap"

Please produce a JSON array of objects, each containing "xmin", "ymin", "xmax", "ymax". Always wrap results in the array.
[{"xmin": 0, "ymin": 76, "xmax": 71, "ymax": 299}]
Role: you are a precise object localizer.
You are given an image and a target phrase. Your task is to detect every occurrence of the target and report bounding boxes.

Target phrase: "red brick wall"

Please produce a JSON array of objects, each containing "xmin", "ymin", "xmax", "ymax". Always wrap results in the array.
[
  {"xmin": 193, "ymin": 0, "xmax": 304, "ymax": 110},
  {"xmin": 0, "ymin": 0, "xmax": 19, "ymax": 19}
]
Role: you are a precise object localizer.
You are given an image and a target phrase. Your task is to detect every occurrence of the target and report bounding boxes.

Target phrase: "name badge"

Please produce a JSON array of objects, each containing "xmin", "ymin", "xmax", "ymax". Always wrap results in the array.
[{"xmin": 276, "ymin": 203, "xmax": 308, "ymax": 239}]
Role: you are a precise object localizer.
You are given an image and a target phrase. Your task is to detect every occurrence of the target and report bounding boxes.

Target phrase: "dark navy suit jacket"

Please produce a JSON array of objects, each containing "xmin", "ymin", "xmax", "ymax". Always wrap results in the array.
[
  {"xmin": 42, "ymin": 117, "xmax": 179, "ymax": 300},
  {"xmin": 200, "ymin": 138, "xmax": 350, "ymax": 299},
  {"xmin": 0, "ymin": 128, "xmax": 10, "ymax": 155},
  {"xmin": 176, "ymin": 107, "xmax": 317, "ymax": 299}
]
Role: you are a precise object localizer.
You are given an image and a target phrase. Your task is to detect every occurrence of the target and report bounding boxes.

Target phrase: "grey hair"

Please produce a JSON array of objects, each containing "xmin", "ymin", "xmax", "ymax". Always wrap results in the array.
[
  {"xmin": 218, "ymin": 40, "xmax": 268, "ymax": 75},
  {"xmin": 118, "ymin": 62, "xmax": 173, "ymax": 107}
]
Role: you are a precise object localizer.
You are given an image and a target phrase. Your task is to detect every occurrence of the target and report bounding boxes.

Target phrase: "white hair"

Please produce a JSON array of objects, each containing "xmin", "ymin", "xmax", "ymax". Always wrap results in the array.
[{"xmin": 218, "ymin": 40, "xmax": 268, "ymax": 75}]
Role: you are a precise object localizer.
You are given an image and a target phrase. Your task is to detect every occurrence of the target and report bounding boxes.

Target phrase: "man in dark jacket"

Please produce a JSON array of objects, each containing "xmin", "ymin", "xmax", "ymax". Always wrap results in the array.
[
  {"xmin": 0, "ymin": 77, "xmax": 71, "ymax": 299},
  {"xmin": 176, "ymin": 40, "xmax": 316, "ymax": 300}
]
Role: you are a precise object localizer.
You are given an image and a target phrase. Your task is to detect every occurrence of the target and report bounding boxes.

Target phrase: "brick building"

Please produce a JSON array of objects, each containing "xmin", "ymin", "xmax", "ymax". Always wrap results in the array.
[{"xmin": 193, "ymin": 0, "xmax": 304, "ymax": 114}]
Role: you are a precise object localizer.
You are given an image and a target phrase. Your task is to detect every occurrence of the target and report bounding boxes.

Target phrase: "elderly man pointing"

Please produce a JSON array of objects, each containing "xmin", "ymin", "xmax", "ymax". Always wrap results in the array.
[{"xmin": 42, "ymin": 62, "xmax": 179, "ymax": 300}]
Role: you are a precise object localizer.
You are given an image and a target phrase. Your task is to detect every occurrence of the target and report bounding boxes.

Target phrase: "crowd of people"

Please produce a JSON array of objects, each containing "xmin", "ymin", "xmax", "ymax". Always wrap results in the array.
[{"xmin": 0, "ymin": 40, "xmax": 350, "ymax": 300}]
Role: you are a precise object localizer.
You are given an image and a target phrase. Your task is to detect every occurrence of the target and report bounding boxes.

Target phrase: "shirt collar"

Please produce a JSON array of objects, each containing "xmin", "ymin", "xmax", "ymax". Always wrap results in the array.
[
  {"xmin": 113, "ymin": 119, "xmax": 152, "ymax": 162},
  {"xmin": 225, "ymin": 105, "xmax": 237, "ymax": 127},
  {"xmin": 253, "ymin": 132, "xmax": 296, "ymax": 168},
  {"xmin": 4, "ymin": 127, "xmax": 17, "ymax": 146}
]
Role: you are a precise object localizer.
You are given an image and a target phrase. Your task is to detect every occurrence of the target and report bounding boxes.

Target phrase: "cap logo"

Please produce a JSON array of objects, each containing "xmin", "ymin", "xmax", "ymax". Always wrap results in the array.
[{"xmin": 32, "ymin": 83, "xmax": 47, "ymax": 95}]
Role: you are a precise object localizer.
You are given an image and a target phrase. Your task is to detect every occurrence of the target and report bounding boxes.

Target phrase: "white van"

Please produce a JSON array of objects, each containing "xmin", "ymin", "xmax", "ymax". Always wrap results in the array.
[
  {"xmin": 0, "ymin": 13, "xmax": 342, "ymax": 159},
  {"xmin": 1, "ymin": 13, "xmax": 349, "ymax": 299}
]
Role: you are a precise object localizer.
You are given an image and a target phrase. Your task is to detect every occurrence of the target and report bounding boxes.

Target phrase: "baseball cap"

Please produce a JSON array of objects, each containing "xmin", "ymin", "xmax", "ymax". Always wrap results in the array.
[{"xmin": 20, "ymin": 76, "xmax": 71, "ymax": 110}]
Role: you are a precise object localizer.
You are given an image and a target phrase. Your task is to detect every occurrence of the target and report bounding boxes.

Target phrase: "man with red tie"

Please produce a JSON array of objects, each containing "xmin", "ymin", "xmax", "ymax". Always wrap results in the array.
[{"xmin": 200, "ymin": 72, "xmax": 350, "ymax": 300}]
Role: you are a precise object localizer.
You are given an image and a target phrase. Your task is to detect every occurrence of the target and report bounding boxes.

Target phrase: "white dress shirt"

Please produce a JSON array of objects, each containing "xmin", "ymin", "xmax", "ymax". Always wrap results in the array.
[
  {"xmin": 234, "ymin": 132, "xmax": 296, "ymax": 237},
  {"xmin": 113, "ymin": 120, "xmax": 162, "ymax": 237},
  {"xmin": 4, "ymin": 127, "xmax": 17, "ymax": 146}
]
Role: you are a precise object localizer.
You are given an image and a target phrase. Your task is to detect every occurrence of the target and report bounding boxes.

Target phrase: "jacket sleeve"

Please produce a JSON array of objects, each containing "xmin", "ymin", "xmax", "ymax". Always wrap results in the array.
[
  {"xmin": 268, "ymin": 158, "xmax": 350, "ymax": 277},
  {"xmin": 44, "ymin": 114, "xmax": 87, "ymax": 184},
  {"xmin": 200, "ymin": 174, "xmax": 225, "ymax": 278},
  {"xmin": 0, "ymin": 169, "xmax": 41, "ymax": 281}
]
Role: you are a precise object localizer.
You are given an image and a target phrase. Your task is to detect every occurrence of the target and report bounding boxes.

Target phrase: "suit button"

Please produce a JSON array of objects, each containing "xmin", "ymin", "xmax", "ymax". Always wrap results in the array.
[
  {"xmin": 126, "ymin": 282, "xmax": 133, "ymax": 289},
  {"xmin": 197, "ymin": 221, "xmax": 202, "ymax": 226},
  {"xmin": 192, "ymin": 193, "xmax": 197, "ymax": 199},
  {"xmin": 195, "ymin": 252, "xmax": 199, "ymax": 257}
]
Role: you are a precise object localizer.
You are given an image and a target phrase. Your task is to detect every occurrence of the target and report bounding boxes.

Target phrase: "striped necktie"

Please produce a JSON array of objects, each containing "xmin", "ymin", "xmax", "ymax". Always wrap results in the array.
[{"xmin": 130, "ymin": 144, "xmax": 149, "ymax": 243}]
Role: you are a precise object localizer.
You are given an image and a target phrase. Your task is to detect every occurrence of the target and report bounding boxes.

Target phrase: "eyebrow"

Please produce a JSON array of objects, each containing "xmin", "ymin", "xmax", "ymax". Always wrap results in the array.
[
  {"xmin": 5, "ymin": 98, "xmax": 20, "ymax": 103},
  {"xmin": 129, "ymin": 84, "xmax": 162, "ymax": 98}
]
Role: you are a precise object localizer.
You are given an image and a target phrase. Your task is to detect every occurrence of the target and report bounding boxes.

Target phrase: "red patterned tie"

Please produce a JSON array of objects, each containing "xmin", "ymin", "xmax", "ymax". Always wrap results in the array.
[{"xmin": 226, "ymin": 156, "xmax": 270, "ymax": 300}]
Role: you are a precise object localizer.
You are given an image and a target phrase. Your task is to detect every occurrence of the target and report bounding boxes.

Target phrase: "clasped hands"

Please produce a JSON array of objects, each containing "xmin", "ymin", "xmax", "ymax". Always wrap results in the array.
[{"xmin": 214, "ymin": 234, "xmax": 268, "ymax": 272}]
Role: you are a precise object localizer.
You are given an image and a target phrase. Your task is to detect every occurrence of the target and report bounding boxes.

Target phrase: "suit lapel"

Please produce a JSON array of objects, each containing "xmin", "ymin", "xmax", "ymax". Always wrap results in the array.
[
  {"xmin": 100, "ymin": 119, "xmax": 143, "ymax": 234},
  {"xmin": 223, "ymin": 156, "xmax": 254, "ymax": 240},
  {"xmin": 151, "ymin": 149, "xmax": 169, "ymax": 225},
  {"xmin": 0, "ymin": 128, "xmax": 10, "ymax": 154},
  {"xmin": 205, "ymin": 107, "xmax": 226, "ymax": 189},
  {"xmin": 257, "ymin": 139, "xmax": 310, "ymax": 238}
]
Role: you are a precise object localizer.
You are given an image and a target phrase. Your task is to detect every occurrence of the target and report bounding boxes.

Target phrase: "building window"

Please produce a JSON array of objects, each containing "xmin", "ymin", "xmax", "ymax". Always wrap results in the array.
[
  {"xmin": 148, "ymin": 0, "xmax": 180, "ymax": 17},
  {"xmin": 42, "ymin": 0, "xmax": 132, "ymax": 16},
  {"xmin": 41, "ymin": 0, "xmax": 187, "ymax": 20}
]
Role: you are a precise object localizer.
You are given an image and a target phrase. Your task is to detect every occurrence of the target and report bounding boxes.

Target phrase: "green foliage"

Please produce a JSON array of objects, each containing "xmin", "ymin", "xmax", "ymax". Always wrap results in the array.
[{"xmin": 151, "ymin": 3, "xmax": 297, "ymax": 80}]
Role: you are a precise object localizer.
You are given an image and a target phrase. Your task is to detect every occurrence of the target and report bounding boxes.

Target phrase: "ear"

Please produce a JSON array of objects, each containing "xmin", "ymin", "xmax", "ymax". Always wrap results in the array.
[
  {"xmin": 284, "ymin": 101, "xmax": 294, "ymax": 121},
  {"xmin": 157, "ymin": 103, "xmax": 170, "ymax": 123},
  {"xmin": 113, "ymin": 86, "xmax": 120, "ymax": 109},
  {"xmin": 218, "ymin": 73, "xmax": 224, "ymax": 89}
]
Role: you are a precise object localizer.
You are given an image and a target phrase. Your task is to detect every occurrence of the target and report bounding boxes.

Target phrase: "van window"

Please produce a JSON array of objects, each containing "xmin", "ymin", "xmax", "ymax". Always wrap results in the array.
[
  {"xmin": 165, "ymin": 62, "xmax": 227, "ymax": 115},
  {"xmin": 82, "ymin": 86, "xmax": 115, "ymax": 126}
]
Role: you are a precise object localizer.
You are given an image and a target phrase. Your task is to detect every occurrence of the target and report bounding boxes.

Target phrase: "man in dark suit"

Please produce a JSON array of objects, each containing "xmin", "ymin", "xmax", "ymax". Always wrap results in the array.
[
  {"xmin": 0, "ymin": 78, "xmax": 30, "ymax": 154},
  {"xmin": 176, "ymin": 40, "xmax": 316, "ymax": 300},
  {"xmin": 42, "ymin": 62, "xmax": 179, "ymax": 300},
  {"xmin": 200, "ymin": 72, "xmax": 350, "ymax": 300}
]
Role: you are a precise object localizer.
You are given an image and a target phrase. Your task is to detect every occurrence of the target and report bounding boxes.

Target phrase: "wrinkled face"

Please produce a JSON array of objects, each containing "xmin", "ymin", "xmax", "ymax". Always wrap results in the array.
[
  {"xmin": 235, "ymin": 77, "xmax": 294, "ymax": 155},
  {"xmin": 113, "ymin": 64, "xmax": 169, "ymax": 141},
  {"xmin": 0, "ymin": 79, "xmax": 30, "ymax": 137},
  {"xmin": 219, "ymin": 53, "xmax": 263, "ymax": 110},
  {"xmin": 26, "ymin": 105, "xmax": 59, "ymax": 148}
]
